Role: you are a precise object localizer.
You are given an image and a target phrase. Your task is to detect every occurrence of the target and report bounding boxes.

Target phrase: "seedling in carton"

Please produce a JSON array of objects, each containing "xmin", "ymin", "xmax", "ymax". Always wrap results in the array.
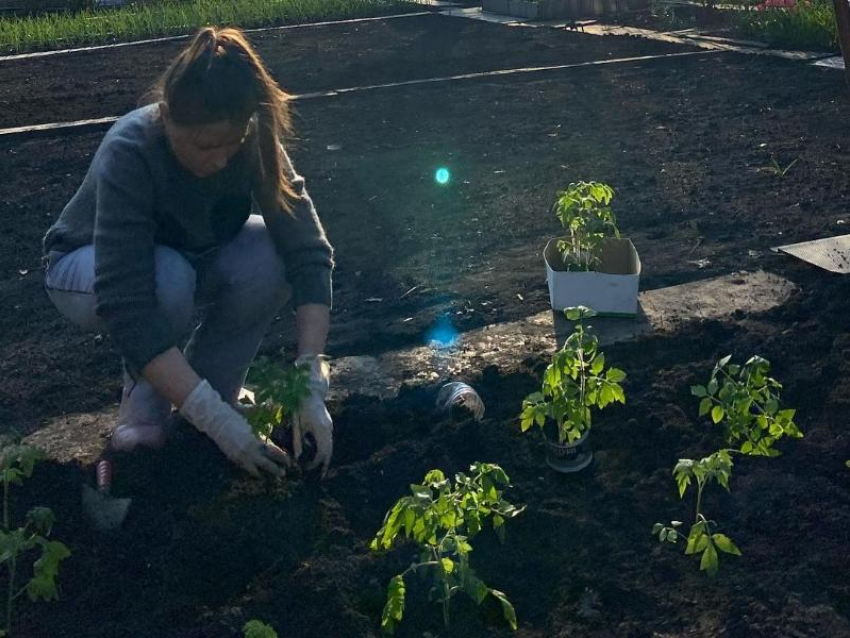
[
  {"xmin": 553, "ymin": 181, "xmax": 619, "ymax": 271},
  {"xmin": 371, "ymin": 463, "xmax": 524, "ymax": 634}
]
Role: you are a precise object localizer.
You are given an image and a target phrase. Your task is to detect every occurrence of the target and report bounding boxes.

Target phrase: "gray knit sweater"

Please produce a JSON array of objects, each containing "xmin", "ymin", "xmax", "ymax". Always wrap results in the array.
[{"xmin": 44, "ymin": 104, "xmax": 333, "ymax": 373}]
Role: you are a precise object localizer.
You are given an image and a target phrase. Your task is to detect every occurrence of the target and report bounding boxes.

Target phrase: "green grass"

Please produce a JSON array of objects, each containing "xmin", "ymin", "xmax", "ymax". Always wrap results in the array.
[
  {"xmin": 737, "ymin": 0, "xmax": 839, "ymax": 52},
  {"xmin": 0, "ymin": 0, "xmax": 410, "ymax": 54}
]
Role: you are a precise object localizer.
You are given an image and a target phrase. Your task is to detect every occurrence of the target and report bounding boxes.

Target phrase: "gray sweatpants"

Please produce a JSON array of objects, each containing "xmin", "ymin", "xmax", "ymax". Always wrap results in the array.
[{"xmin": 44, "ymin": 214, "xmax": 291, "ymax": 429}]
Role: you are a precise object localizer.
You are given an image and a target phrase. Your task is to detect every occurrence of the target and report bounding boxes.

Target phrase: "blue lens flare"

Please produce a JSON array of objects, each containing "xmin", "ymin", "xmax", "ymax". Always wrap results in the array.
[
  {"xmin": 426, "ymin": 315, "xmax": 459, "ymax": 349},
  {"xmin": 435, "ymin": 167, "xmax": 451, "ymax": 185}
]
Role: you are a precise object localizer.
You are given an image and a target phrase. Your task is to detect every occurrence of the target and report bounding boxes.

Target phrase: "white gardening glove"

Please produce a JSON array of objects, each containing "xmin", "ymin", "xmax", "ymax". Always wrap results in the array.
[
  {"xmin": 293, "ymin": 354, "xmax": 333, "ymax": 477},
  {"xmin": 180, "ymin": 380, "xmax": 290, "ymax": 477}
]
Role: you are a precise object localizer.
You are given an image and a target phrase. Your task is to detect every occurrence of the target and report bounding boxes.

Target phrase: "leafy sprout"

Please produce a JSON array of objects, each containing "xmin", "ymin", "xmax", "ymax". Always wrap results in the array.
[
  {"xmin": 655, "ymin": 355, "xmax": 802, "ymax": 576},
  {"xmin": 758, "ymin": 155, "xmax": 799, "ymax": 178},
  {"xmin": 371, "ymin": 463, "xmax": 525, "ymax": 634},
  {"xmin": 243, "ymin": 619, "xmax": 279, "ymax": 638},
  {"xmin": 654, "ymin": 451, "xmax": 741, "ymax": 577},
  {"xmin": 691, "ymin": 355, "xmax": 802, "ymax": 457},
  {"xmin": 242, "ymin": 357, "xmax": 311, "ymax": 440},
  {"xmin": 0, "ymin": 442, "xmax": 70, "ymax": 636},
  {"xmin": 553, "ymin": 181, "xmax": 619, "ymax": 271},
  {"xmin": 520, "ymin": 306, "xmax": 626, "ymax": 444}
]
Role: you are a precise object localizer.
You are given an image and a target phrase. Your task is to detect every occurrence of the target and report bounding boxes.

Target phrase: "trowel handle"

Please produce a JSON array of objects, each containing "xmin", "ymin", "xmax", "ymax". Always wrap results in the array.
[{"xmin": 96, "ymin": 459, "xmax": 113, "ymax": 494}]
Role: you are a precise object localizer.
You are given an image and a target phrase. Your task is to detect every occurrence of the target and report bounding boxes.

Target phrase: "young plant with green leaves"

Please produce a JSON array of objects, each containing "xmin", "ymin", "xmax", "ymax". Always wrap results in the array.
[
  {"xmin": 243, "ymin": 619, "xmax": 279, "ymax": 638},
  {"xmin": 655, "ymin": 355, "xmax": 802, "ymax": 575},
  {"xmin": 241, "ymin": 357, "xmax": 311, "ymax": 440},
  {"xmin": 521, "ymin": 306, "xmax": 626, "ymax": 444},
  {"xmin": 691, "ymin": 355, "xmax": 802, "ymax": 457},
  {"xmin": 371, "ymin": 463, "xmax": 525, "ymax": 635},
  {"xmin": 553, "ymin": 181, "xmax": 619, "ymax": 271},
  {"xmin": 653, "ymin": 450, "xmax": 741, "ymax": 576},
  {"xmin": 0, "ymin": 443, "xmax": 70, "ymax": 637},
  {"xmin": 759, "ymin": 155, "xmax": 799, "ymax": 178}
]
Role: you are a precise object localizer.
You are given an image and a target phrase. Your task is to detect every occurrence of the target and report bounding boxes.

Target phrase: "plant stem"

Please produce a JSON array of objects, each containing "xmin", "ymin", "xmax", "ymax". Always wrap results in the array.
[
  {"xmin": 6, "ymin": 556, "xmax": 15, "ymax": 636},
  {"xmin": 3, "ymin": 478, "xmax": 8, "ymax": 533},
  {"xmin": 576, "ymin": 324, "xmax": 587, "ymax": 444},
  {"xmin": 431, "ymin": 544, "xmax": 452, "ymax": 628},
  {"xmin": 695, "ymin": 479, "xmax": 705, "ymax": 524},
  {"xmin": 4, "ymin": 479, "xmax": 11, "ymax": 636},
  {"xmin": 442, "ymin": 583, "xmax": 450, "ymax": 628},
  {"xmin": 571, "ymin": 229, "xmax": 579, "ymax": 265}
]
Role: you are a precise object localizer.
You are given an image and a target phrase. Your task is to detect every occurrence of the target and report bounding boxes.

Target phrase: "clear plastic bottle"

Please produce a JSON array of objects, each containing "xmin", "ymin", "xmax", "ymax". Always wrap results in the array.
[{"xmin": 435, "ymin": 382, "xmax": 485, "ymax": 421}]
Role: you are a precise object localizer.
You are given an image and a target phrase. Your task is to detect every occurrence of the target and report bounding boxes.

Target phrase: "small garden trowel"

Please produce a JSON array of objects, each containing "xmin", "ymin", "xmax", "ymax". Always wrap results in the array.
[{"xmin": 82, "ymin": 458, "xmax": 131, "ymax": 532}]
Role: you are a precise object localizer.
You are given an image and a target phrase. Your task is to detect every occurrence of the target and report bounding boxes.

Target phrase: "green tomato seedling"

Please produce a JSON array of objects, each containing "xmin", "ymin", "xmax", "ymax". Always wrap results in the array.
[
  {"xmin": 520, "ymin": 306, "xmax": 626, "ymax": 444},
  {"xmin": 0, "ymin": 442, "xmax": 70, "ymax": 637},
  {"xmin": 243, "ymin": 619, "xmax": 279, "ymax": 638},
  {"xmin": 691, "ymin": 354, "xmax": 802, "ymax": 457},
  {"xmin": 242, "ymin": 357, "xmax": 312, "ymax": 440},
  {"xmin": 653, "ymin": 450, "xmax": 741, "ymax": 577},
  {"xmin": 553, "ymin": 181, "xmax": 619, "ymax": 271},
  {"xmin": 371, "ymin": 463, "xmax": 525, "ymax": 635},
  {"xmin": 655, "ymin": 355, "xmax": 802, "ymax": 576}
]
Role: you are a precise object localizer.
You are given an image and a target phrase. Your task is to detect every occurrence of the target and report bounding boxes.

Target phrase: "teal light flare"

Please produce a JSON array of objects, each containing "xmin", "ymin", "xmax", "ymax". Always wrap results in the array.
[{"xmin": 435, "ymin": 167, "xmax": 451, "ymax": 185}]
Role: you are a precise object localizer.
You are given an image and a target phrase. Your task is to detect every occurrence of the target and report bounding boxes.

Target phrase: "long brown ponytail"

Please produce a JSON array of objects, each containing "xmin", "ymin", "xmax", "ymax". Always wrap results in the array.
[{"xmin": 145, "ymin": 27, "xmax": 297, "ymax": 212}]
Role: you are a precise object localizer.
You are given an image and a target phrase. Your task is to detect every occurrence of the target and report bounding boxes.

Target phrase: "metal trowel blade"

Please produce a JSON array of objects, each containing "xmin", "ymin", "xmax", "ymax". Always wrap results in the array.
[{"xmin": 82, "ymin": 484, "xmax": 131, "ymax": 532}]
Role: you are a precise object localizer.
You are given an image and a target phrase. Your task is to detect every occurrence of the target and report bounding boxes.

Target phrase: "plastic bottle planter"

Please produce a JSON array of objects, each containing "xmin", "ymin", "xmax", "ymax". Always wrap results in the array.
[
  {"xmin": 435, "ymin": 382, "xmax": 485, "ymax": 421},
  {"xmin": 543, "ymin": 429, "xmax": 592, "ymax": 473},
  {"xmin": 544, "ymin": 237, "xmax": 641, "ymax": 316}
]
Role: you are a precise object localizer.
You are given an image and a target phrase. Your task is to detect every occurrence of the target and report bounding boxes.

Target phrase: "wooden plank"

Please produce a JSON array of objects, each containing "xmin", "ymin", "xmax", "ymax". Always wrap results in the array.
[{"xmin": 0, "ymin": 116, "xmax": 118, "ymax": 139}]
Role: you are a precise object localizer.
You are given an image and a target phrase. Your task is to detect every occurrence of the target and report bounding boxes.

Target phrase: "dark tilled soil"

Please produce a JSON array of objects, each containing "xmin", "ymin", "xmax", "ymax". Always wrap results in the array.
[
  {"xmin": 1, "ymin": 12, "xmax": 849, "ymax": 638},
  {"xmin": 0, "ymin": 13, "xmax": 695, "ymax": 128}
]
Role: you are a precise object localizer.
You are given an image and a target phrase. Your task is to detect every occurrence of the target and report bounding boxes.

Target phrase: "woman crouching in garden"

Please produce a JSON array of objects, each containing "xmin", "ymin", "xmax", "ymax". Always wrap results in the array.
[{"xmin": 42, "ymin": 27, "xmax": 334, "ymax": 478}]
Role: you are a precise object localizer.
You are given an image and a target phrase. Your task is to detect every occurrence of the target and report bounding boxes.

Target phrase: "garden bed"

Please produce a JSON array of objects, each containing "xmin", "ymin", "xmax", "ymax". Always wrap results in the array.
[
  {"xmin": 482, "ymin": 0, "xmax": 647, "ymax": 21},
  {"xmin": 1, "ymin": 12, "xmax": 850, "ymax": 637},
  {"xmin": 609, "ymin": 2, "xmax": 839, "ymax": 53},
  {"xmin": 0, "ymin": 0, "xmax": 415, "ymax": 54}
]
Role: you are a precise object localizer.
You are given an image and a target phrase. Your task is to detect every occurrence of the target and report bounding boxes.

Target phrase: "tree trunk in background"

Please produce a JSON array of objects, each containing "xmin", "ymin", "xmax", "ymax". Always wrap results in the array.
[{"xmin": 834, "ymin": 0, "xmax": 850, "ymax": 87}]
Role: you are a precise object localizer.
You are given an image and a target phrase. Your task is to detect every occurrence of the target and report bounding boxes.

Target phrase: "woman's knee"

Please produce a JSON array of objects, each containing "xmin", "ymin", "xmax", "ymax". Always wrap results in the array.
[
  {"xmin": 45, "ymin": 245, "xmax": 197, "ymax": 334},
  {"xmin": 45, "ymin": 246, "xmax": 102, "ymax": 331}
]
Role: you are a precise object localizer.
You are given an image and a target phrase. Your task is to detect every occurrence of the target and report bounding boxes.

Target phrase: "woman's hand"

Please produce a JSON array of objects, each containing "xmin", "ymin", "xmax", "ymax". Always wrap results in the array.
[
  {"xmin": 180, "ymin": 380, "xmax": 291, "ymax": 477},
  {"xmin": 142, "ymin": 348, "xmax": 288, "ymax": 476},
  {"xmin": 293, "ymin": 355, "xmax": 333, "ymax": 477}
]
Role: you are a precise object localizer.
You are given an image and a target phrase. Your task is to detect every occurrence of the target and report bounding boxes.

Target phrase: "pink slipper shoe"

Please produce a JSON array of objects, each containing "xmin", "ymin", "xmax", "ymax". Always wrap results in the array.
[{"xmin": 110, "ymin": 423, "xmax": 167, "ymax": 452}]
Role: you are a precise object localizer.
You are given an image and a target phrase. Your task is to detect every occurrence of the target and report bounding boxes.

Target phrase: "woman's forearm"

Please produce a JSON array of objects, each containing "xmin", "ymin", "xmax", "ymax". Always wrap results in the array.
[
  {"xmin": 296, "ymin": 303, "xmax": 330, "ymax": 356},
  {"xmin": 141, "ymin": 346, "xmax": 202, "ymax": 409}
]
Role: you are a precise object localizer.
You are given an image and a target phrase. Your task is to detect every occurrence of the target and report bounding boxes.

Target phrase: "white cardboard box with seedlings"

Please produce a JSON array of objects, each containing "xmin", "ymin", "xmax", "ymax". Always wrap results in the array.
[{"xmin": 544, "ymin": 236, "xmax": 641, "ymax": 315}]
